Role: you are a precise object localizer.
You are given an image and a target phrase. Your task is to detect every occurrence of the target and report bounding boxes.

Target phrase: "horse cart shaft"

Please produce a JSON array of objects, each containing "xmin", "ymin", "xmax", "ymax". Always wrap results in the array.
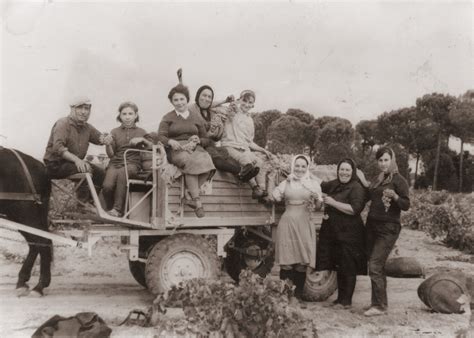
[{"xmin": 0, "ymin": 217, "xmax": 81, "ymax": 248}]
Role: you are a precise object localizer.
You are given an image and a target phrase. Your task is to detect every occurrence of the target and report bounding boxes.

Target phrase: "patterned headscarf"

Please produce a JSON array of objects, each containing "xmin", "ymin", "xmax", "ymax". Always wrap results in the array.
[{"xmin": 371, "ymin": 147, "xmax": 399, "ymax": 189}]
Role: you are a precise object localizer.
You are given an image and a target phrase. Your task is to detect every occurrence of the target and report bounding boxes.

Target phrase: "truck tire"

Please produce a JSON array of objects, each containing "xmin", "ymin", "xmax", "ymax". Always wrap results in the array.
[
  {"xmin": 303, "ymin": 269, "xmax": 337, "ymax": 301},
  {"xmin": 224, "ymin": 230, "xmax": 274, "ymax": 282},
  {"xmin": 128, "ymin": 260, "xmax": 147, "ymax": 288},
  {"xmin": 145, "ymin": 233, "xmax": 220, "ymax": 295}
]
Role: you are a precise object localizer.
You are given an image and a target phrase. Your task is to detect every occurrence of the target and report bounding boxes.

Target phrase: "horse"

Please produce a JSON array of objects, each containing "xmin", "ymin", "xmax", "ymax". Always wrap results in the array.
[{"xmin": 0, "ymin": 147, "xmax": 52, "ymax": 297}]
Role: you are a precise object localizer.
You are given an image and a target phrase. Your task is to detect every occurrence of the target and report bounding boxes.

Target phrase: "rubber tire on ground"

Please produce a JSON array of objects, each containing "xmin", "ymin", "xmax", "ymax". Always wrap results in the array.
[
  {"xmin": 128, "ymin": 260, "xmax": 147, "ymax": 288},
  {"xmin": 145, "ymin": 233, "xmax": 220, "ymax": 295},
  {"xmin": 224, "ymin": 230, "xmax": 274, "ymax": 282},
  {"xmin": 303, "ymin": 270, "xmax": 338, "ymax": 301}
]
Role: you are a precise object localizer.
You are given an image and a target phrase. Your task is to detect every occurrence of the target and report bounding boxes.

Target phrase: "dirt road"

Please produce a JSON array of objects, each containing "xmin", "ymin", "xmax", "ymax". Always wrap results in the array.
[{"xmin": 0, "ymin": 228, "xmax": 472, "ymax": 337}]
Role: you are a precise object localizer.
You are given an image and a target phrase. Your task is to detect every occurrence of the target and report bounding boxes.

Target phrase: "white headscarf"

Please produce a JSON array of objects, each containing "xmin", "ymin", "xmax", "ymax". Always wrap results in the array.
[{"xmin": 287, "ymin": 154, "xmax": 322, "ymax": 198}]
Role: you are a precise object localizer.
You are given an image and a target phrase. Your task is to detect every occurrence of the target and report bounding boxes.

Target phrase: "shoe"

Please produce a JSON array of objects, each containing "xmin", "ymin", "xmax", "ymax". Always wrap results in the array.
[
  {"xmin": 239, "ymin": 166, "xmax": 260, "ymax": 182},
  {"xmin": 363, "ymin": 307, "xmax": 386, "ymax": 317},
  {"xmin": 108, "ymin": 209, "xmax": 122, "ymax": 217},
  {"xmin": 182, "ymin": 197, "xmax": 198, "ymax": 210},
  {"xmin": 194, "ymin": 207, "xmax": 205, "ymax": 218},
  {"xmin": 333, "ymin": 304, "xmax": 352, "ymax": 310},
  {"xmin": 252, "ymin": 185, "xmax": 267, "ymax": 199}
]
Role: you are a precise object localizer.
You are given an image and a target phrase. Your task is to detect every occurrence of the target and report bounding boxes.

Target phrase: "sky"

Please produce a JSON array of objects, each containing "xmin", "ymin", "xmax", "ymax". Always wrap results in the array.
[{"xmin": 1, "ymin": 0, "xmax": 473, "ymax": 159}]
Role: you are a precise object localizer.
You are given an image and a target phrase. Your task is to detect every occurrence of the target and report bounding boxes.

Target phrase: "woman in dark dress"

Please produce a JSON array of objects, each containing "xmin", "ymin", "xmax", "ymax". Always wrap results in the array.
[
  {"xmin": 316, "ymin": 158, "xmax": 367, "ymax": 309},
  {"xmin": 359, "ymin": 146, "xmax": 410, "ymax": 317}
]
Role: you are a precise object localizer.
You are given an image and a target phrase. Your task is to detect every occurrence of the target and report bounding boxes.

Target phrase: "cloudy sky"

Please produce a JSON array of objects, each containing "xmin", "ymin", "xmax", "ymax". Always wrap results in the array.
[{"xmin": 1, "ymin": 1, "xmax": 472, "ymax": 159}]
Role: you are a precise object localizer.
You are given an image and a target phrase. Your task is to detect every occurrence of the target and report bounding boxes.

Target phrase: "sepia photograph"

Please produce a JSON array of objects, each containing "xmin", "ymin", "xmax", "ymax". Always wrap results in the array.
[{"xmin": 0, "ymin": 0, "xmax": 473, "ymax": 337}]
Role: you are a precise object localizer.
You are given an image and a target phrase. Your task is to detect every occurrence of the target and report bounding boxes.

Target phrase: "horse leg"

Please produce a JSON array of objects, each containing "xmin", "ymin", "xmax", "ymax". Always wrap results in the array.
[
  {"xmin": 16, "ymin": 244, "xmax": 39, "ymax": 297},
  {"xmin": 31, "ymin": 240, "xmax": 52, "ymax": 297}
]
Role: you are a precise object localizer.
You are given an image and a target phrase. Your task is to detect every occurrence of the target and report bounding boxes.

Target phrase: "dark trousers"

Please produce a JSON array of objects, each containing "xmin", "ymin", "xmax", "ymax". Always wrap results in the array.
[
  {"xmin": 46, "ymin": 161, "xmax": 105, "ymax": 202},
  {"xmin": 205, "ymin": 145, "xmax": 241, "ymax": 175},
  {"xmin": 366, "ymin": 219, "xmax": 401, "ymax": 309},
  {"xmin": 102, "ymin": 164, "xmax": 140, "ymax": 212}
]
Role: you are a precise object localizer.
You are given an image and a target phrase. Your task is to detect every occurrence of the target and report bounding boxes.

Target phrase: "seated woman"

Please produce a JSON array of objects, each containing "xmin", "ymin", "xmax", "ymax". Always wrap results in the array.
[
  {"xmin": 316, "ymin": 158, "xmax": 367, "ymax": 309},
  {"xmin": 102, "ymin": 102, "xmax": 147, "ymax": 217},
  {"xmin": 221, "ymin": 90, "xmax": 273, "ymax": 199},
  {"xmin": 155, "ymin": 84, "xmax": 215, "ymax": 218},
  {"xmin": 188, "ymin": 85, "xmax": 258, "ymax": 182},
  {"xmin": 272, "ymin": 155, "xmax": 322, "ymax": 300}
]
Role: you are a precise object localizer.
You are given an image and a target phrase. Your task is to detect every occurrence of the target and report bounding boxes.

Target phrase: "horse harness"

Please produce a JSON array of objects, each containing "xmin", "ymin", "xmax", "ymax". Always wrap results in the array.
[{"xmin": 0, "ymin": 147, "xmax": 42, "ymax": 204}]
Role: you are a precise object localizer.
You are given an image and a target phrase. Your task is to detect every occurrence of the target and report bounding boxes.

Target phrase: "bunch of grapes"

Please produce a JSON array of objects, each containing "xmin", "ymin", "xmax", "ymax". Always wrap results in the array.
[{"xmin": 382, "ymin": 189, "xmax": 392, "ymax": 212}]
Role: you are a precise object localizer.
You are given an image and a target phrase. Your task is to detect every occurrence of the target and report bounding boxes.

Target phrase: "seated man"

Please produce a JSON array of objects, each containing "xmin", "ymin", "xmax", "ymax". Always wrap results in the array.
[{"xmin": 43, "ymin": 97, "xmax": 112, "ymax": 205}]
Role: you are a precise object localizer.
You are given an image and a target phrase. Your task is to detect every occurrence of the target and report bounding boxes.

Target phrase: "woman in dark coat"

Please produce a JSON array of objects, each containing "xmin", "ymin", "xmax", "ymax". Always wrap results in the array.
[{"xmin": 316, "ymin": 158, "xmax": 367, "ymax": 309}]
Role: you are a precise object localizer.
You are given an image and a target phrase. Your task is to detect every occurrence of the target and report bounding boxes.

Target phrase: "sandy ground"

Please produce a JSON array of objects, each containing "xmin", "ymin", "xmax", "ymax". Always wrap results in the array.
[{"xmin": 0, "ymin": 227, "xmax": 472, "ymax": 337}]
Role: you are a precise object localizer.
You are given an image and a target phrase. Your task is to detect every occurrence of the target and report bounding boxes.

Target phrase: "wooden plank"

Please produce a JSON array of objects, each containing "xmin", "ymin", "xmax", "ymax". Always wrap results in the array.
[
  {"xmin": 168, "ymin": 203, "xmax": 271, "ymax": 213},
  {"xmin": 167, "ymin": 195, "xmax": 261, "ymax": 204},
  {"xmin": 179, "ymin": 211, "xmax": 273, "ymax": 218},
  {"xmin": 168, "ymin": 187, "xmax": 253, "ymax": 197}
]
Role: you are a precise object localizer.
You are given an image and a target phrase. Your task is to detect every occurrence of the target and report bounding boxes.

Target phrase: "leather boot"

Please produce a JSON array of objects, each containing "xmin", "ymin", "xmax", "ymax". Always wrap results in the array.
[{"xmin": 292, "ymin": 270, "xmax": 307, "ymax": 300}]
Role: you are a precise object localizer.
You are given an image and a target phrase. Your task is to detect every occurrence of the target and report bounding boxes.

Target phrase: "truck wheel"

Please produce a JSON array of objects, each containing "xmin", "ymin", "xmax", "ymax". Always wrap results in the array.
[
  {"xmin": 128, "ymin": 260, "xmax": 147, "ymax": 288},
  {"xmin": 145, "ymin": 233, "xmax": 220, "ymax": 295},
  {"xmin": 224, "ymin": 230, "xmax": 274, "ymax": 282},
  {"xmin": 303, "ymin": 269, "xmax": 338, "ymax": 301}
]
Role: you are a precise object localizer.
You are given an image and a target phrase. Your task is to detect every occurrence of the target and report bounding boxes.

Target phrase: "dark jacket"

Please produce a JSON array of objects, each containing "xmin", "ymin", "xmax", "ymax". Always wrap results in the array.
[{"xmin": 367, "ymin": 173, "xmax": 410, "ymax": 224}]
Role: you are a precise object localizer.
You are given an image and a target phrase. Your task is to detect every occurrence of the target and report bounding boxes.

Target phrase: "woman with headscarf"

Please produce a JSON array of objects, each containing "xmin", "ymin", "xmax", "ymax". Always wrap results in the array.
[
  {"xmin": 188, "ymin": 85, "xmax": 258, "ymax": 182},
  {"xmin": 272, "ymin": 155, "xmax": 322, "ymax": 300},
  {"xmin": 315, "ymin": 158, "xmax": 367, "ymax": 309},
  {"xmin": 359, "ymin": 146, "xmax": 410, "ymax": 316}
]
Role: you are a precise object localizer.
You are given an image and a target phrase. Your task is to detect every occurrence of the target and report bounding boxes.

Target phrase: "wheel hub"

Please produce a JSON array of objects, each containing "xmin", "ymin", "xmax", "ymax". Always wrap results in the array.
[{"xmin": 161, "ymin": 251, "xmax": 205, "ymax": 289}]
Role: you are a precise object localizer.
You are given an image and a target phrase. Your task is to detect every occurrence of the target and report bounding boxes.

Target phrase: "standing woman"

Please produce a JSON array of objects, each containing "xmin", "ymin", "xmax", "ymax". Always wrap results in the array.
[
  {"xmin": 360, "ymin": 146, "xmax": 410, "ymax": 316},
  {"xmin": 272, "ymin": 155, "xmax": 322, "ymax": 299},
  {"xmin": 157, "ymin": 84, "xmax": 216, "ymax": 218},
  {"xmin": 315, "ymin": 158, "xmax": 367, "ymax": 309}
]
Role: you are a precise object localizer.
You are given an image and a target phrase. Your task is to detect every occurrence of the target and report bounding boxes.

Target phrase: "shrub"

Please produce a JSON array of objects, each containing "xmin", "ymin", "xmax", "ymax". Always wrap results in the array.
[{"xmin": 402, "ymin": 190, "xmax": 474, "ymax": 253}]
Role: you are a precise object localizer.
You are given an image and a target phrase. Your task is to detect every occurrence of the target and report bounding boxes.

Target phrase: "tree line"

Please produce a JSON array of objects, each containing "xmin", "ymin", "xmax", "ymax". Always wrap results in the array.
[{"xmin": 251, "ymin": 90, "xmax": 474, "ymax": 192}]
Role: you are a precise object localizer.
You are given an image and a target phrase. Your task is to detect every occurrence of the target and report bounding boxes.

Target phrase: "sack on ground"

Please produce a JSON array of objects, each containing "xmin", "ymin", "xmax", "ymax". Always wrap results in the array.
[
  {"xmin": 385, "ymin": 257, "xmax": 424, "ymax": 278},
  {"xmin": 32, "ymin": 312, "xmax": 112, "ymax": 338}
]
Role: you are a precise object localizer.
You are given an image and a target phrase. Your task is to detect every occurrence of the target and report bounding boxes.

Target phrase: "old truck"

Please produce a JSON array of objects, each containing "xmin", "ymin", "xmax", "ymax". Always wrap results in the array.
[{"xmin": 4, "ymin": 146, "xmax": 337, "ymax": 300}]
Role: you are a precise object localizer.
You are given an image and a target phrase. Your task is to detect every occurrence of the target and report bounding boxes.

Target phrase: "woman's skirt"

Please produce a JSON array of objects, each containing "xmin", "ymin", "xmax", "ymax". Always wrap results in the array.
[
  {"xmin": 275, "ymin": 204, "xmax": 316, "ymax": 269},
  {"xmin": 170, "ymin": 141, "xmax": 215, "ymax": 175}
]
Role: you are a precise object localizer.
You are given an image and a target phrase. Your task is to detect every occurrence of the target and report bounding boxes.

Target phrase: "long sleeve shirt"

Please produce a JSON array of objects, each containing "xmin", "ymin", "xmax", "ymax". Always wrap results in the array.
[
  {"xmin": 367, "ymin": 173, "xmax": 410, "ymax": 224},
  {"xmin": 44, "ymin": 116, "xmax": 102, "ymax": 163},
  {"xmin": 220, "ymin": 112, "xmax": 255, "ymax": 151},
  {"xmin": 156, "ymin": 110, "xmax": 210, "ymax": 147}
]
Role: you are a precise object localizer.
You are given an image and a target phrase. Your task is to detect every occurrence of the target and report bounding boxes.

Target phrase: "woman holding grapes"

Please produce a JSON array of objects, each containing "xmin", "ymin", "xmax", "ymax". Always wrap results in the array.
[{"xmin": 358, "ymin": 146, "xmax": 410, "ymax": 317}]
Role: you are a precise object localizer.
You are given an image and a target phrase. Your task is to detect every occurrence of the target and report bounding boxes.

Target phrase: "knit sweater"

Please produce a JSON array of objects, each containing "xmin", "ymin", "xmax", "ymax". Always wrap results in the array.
[
  {"xmin": 157, "ymin": 110, "xmax": 210, "ymax": 147},
  {"xmin": 367, "ymin": 173, "xmax": 410, "ymax": 224}
]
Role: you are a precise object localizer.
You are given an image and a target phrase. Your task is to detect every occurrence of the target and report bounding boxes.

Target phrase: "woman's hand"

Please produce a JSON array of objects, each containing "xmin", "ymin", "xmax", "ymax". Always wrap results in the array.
[
  {"xmin": 356, "ymin": 169, "xmax": 369, "ymax": 187},
  {"xmin": 168, "ymin": 139, "xmax": 183, "ymax": 151},
  {"xmin": 322, "ymin": 195, "xmax": 336, "ymax": 207},
  {"xmin": 383, "ymin": 188, "xmax": 399, "ymax": 201}
]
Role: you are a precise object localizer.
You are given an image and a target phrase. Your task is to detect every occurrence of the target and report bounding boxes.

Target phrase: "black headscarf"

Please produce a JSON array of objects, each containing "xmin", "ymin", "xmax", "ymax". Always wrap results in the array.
[
  {"xmin": 195, "ymin": 85, "xmax": 214, "ymax": 122},
  {"xmin": 329, "ymin": 158, "xmax": 359, "ymax": 194}
]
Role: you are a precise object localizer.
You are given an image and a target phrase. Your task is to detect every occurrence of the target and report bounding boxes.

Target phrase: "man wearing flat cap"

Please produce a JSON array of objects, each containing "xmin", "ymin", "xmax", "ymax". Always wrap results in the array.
[{"xmin": 44, "ymin": 97, "xmax": 112, "ymax": 204}]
